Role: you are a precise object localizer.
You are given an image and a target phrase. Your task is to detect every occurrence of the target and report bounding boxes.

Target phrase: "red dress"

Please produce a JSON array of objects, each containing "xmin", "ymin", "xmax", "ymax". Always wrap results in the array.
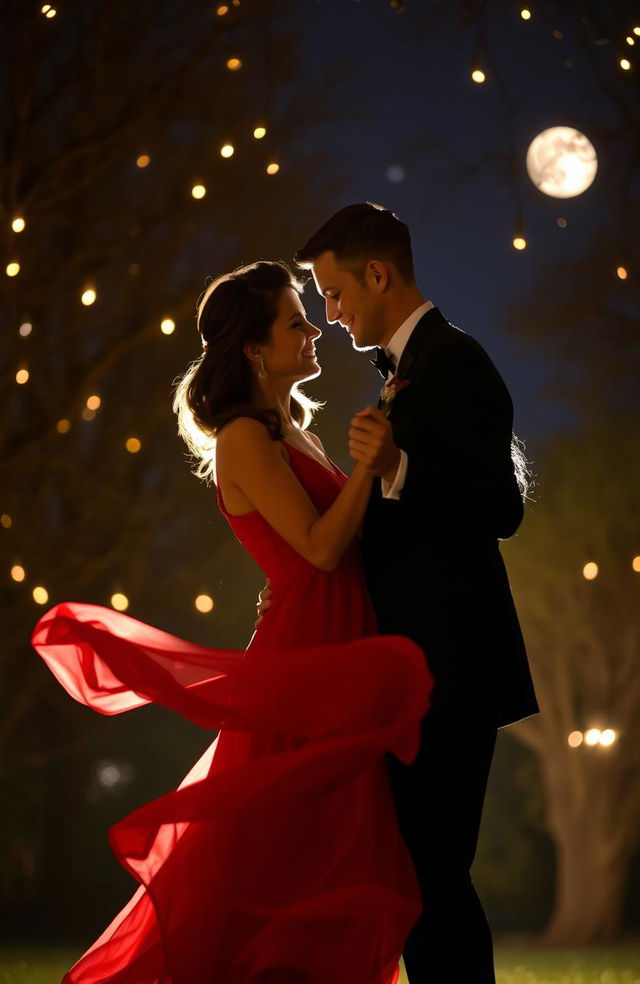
[{"xmin": 31, "ymin": 440, "xmax": 432, "ymax": 984}]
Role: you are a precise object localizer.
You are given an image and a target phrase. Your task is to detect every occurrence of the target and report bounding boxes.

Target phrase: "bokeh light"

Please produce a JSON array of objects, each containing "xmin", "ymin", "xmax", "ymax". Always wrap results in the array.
[
  {"xmin": 526, "ymin": 126, "xmax": 597, "ymax": 198},
  {"xmin": 191, "ymin": 184, "xmax": 206, "ymax": 199},
  {"xmin": 16, "ymin": 368, "xmax": 29, "ymax": 384},
  {"xmin": 471, "ymin": 69, "xmax": 486, "ymax": 83},
  {"xmin": 11, "ymin": 565, "xmax": 26, "ymax": 582},
  {"xmin": 266, "ymin": 162, "xmax": 280, "ymax": 175},
  {"xmin": 12, "ymin": 217, "xmax": 25, "ymax": 232},
  {"xmin": 567, "ymin": 731, "xmax": 583, "ymax": 748},
  {"xmin": 161, "ymin": 318, "xmax": 175, "ymax": 335},
  {"xmin": 33, "ymin": 586, "xmax": 49, "ymax": 604},
  {"xmin": 111, "ymin": 593, "xmax": 129, "ymax": 611},
  {"xmin": 584, "ymin": 728, "xmax": 601, "ymax": 746},
  {"xmin": 195, "ymin": 594, "xmax": 214, "ymax": 613},
  {"xmin": 136, "ymin": 155, "xmax": 151, "ymax": 168},
  {"xmin": 81, "ymin": 288, "xmax": 97, "ymax": 306},
  {"xmin": 6, "ymin": 262, "xmax": 20, "ymax": 277},
  {"xmin": 56, "ymin": 419, "xmax": 71, "ymax": 434},
  {"xmin": 126, "ymin": 437, "xmax": 141, "ymax": 453},
  {"xmin": 582, "ymin": 561, "xmax": 598, "ymax": 580},
  {"xmin": 86, "ymin": 395, "xmax": 101, "ymax": 410},
  {"xmin": 220, "ymin": 143, "xmax": 234, "ymax": 158},
  {"xmin": 253, "ymin": 126, "xmax": 267, "ymax": 139}
]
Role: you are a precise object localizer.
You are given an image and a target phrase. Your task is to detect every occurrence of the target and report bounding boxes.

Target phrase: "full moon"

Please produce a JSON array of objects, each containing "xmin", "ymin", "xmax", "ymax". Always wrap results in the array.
[{"xmin": 526, "ymin": 126, "xmax": 597, "ymax": 198}]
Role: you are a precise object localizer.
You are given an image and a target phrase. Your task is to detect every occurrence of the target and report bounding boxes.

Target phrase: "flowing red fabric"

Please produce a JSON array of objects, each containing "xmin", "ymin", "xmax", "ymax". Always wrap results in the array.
[{"xmin": 31, "ymin": 441, "xmax": 432, "ymax": 984}]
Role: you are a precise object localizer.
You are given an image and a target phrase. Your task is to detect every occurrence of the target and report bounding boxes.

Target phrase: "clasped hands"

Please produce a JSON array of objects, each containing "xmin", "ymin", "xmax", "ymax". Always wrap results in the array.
[{"xmin": 254, "ymin": 407, "xmax": 400, "ymax": 627}]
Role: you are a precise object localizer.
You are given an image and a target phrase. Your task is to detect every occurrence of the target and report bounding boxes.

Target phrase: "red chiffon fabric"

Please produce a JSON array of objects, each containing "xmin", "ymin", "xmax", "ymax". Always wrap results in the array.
[{"xmin": 31, "ymin": 441, "xmax": 432, "ymax": 984}]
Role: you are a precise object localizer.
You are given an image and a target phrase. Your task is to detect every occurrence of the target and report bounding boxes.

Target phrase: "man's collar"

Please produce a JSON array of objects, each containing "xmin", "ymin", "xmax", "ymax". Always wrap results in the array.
[{"xmin": 385, "ymin": 300, "xmax": 434, "ymax": 369}]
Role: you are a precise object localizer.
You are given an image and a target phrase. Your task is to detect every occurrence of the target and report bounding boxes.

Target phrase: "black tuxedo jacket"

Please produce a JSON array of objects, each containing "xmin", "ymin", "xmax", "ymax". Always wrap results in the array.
[{"xmin": 361, "ymin": 307, "xmax": 539, "ymax": 728}]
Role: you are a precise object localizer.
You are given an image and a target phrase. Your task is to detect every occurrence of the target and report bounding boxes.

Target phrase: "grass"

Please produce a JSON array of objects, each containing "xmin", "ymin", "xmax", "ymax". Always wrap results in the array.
[{"xmin": 0, "ymin": 942, "xmax": 638, "ymax": 983}]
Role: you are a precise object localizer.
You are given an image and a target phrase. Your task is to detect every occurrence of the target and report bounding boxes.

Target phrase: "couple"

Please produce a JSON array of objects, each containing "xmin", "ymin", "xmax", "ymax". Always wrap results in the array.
[{"xmin": 32, "ymin": 202, "xmax": 538, "ymax": 984}]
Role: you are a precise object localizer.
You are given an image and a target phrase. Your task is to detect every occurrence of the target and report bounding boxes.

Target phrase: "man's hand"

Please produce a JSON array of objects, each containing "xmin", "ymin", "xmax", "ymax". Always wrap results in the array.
[
  {"xmin": 255, "ymin": 579, "xmax": 272, "ymax": 629},
  {"xmin": 349, "ymin": 406, "xmax": 401, "ymax": 484}
]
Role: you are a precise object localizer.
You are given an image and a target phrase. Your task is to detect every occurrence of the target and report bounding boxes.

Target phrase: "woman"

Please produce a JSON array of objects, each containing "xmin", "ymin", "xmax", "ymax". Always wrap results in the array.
[{"xmin": 31, "ymin": 260, "xmax": 432, "ymax": 984}]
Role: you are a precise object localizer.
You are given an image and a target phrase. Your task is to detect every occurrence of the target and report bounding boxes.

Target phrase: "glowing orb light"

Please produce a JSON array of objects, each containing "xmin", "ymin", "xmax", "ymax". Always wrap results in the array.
[{"xmin": 526, "ymin": 127, "xmax": 597, "ymax": 198}]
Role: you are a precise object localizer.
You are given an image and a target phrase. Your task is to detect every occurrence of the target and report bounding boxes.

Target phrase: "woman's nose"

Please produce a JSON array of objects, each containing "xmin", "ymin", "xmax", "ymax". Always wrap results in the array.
[{"xmin": 308, "ymin": 321, "xmax": 322, "ymax": 340}]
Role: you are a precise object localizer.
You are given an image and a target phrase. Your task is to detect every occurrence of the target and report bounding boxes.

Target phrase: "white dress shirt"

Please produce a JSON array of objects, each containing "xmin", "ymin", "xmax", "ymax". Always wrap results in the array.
[{"xmin": 380, "ymin": 300, "xmax": 434, "ymax": 499}]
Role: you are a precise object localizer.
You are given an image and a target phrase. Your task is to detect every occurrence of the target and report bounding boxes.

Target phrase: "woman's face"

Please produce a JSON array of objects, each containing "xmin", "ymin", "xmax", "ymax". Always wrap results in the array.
[{"xmin": 260, "ymin": 287, "xmax": 322, "ymax": 383}]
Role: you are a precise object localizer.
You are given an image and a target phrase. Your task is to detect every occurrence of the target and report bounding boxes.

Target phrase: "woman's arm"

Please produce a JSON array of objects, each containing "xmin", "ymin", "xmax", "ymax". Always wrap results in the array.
[{"xmin": 216, "ymin": 417, "xmax": 373, "ymax": 571}]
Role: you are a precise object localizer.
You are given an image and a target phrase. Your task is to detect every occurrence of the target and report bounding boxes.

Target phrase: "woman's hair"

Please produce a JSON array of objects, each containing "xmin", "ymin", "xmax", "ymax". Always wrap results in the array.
[{"xmin": 172, "ymin": 260, "xmax": 321, "ymax": 485}]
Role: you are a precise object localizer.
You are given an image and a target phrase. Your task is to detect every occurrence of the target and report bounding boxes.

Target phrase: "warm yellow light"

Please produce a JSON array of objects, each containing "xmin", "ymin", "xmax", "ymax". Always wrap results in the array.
[
  {"xmin": 42, "ymin": 5, "xmax": 57, "ymax": 17},
  {"xmin": 33, "ymin": 586, "xmax": 49, "ymax": 604},
  {"xmin": 195, "ymin": 594, "xmax": 215, "ymax": 613},
  {"xmin": 632, "ymin": 555, "xmax": 640, "ymax": 572},
  {"xmin": 11, "ymin": 565, "xmax": 26, "ymax": 582},
  {"xmin": 471, "ymin": 69, "xmax": 486, "ymax": 83},
  {"xmin": 220, "ymin": 143, "xmax": 234, "ymax": 158},
  {"xmin": 627, "ymin": 36, "xmax": 636, "ymax": 46},
  {"xmin": 600, "ymin": 729, "xmax": 616, "ymax": 746},
  {"xmin": 619, "ymin": 58, "xmax": 631, "ymax": 71},
  {"xmin": 6, "ymin": 262, "xmax": 20, "ymax": 277},
  {"xmin": 111, "ymin": 593, "xmax": 129, "ymax": 611},
  {"xmin": 520, "ymin": 8, "xmax": 531, "ymax": 20},
  {"xmin": 126, "ymin": 437, "xmax": 141, "ymax": 453},
  {"xmin": 582, "ymin": 561, "xmax": 598, "ymax": 580},
  {"xmin": 16, "ymin": 369, "xmax": 29, "ymax": 384},
  {"xmin": 56, "ymin": 419, "xmax": 71, "ymax": 434},
  {"xmin": 617, "ymin": 266, "xmax": 628, "ymax": 280},
  {"xmin": 86, "ymin": 394, "xmax": 101, "ymax": 410},
  {"xmin": 136, "ymin": 154, "xmax": 151, "ymax": 168},
  {"xmin": 266, "ymin": 162, "xmax": 280, "ymax": 175},
  {"xmin": 81, "ymin": 288, "xmax": 97, "ymax": 306},
  {"xmin": 584, "ymin": 728, "xmax": 601, "ymax": 746},
  {"xmin": 567, "ymin": 730, "xmax": 583, "ymax": 748},
  {"xmin": 557, "ymin": 217, "xmax": 567, "ymax": 228},
  {"xmin": 161, "ymin": 318, "xmax": 176, "ymax": 335},
  {"xmin": 41, "ymin": 3, "xmax": 51, "ymax": 10},
  {"xmin": 216, "ymin": 4, "xmax": 229, "ymax": 14},
  {"xmin": 19, "ymin": 322, "xmax": 32, "ymax": 337},
  {"xmin": 513, "ymin": 237, "xmax": 527, "ymax": 251},
  {"xmin": 12, "ymin": 217, "xmax": 26, "ymax": 232},
  {"xmin": 527, "ymin": 126, "xmax": 597, "ymax": 198},
  {"xmin": 634, "ymin": 27, "xmax": 640, "ymax": 37},
  {"xmin": 226, "ymin": 57, "xmax": 242, "ymax": 71},
  {"xmin": 81, "ymin": 408, "xmax": 96, "ymax": 421},
  {"xmin": 1, "ymin": 514, "xmax": 12, "ymax": 529},
  {"xmin": 191, "ymin": 184, "xmax": 206, "ymax": 199},
  {"xmin": 253, "ymin": 126, "xmax": 267, "ymax": 139}
]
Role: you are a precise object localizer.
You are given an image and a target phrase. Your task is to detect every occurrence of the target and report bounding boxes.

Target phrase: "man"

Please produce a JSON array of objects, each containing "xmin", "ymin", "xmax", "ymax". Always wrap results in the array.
[{"xmin": 292, "ymin": 202, "xmax": 539, "ymax": 984}]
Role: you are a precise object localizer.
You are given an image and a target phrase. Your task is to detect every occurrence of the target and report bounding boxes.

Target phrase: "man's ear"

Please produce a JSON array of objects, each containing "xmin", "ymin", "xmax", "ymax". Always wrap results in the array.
[{"xmin": 366, "ymin": 260, "xmax": 390, "ymax": 293}]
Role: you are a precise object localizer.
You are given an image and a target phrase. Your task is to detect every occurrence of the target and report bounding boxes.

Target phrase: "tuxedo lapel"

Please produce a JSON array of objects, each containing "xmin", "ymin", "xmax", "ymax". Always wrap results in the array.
[{"xmin": 394, "ymin": 306, "xmax": 445, "ymax": 382}]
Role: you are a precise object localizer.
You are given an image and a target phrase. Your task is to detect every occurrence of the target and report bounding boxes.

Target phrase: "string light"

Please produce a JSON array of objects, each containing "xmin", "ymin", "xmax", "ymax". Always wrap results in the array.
[
  {"xmin": 513, "ymin": 236, "xmax": 527, "ymax": 251},
  {"xmin": 11, "ymin": 565, "xmax": 26, "ymax": 582},
  {"xmin": 161, "ymin": 318, "xmax": 175, "ymax": 335},
  {"xmin": 33, "ymin": 586, "xmax": 49, "ymax": 604},
  {"xmin": 266, "ymin": 162, "xmax": 280, "ymax": 175},
  {"xmin": 226, "ymin": 57, "xmax": 242, "ymax": 71},
  {"xmin": 195, "ymin": 594, "xmax": 214, "ymax": 613},
  {"xmin": 582, "ymin": 561, "xmax": 598, "ymax": 580},
  {"xmin": 253, "ymin": 126, "xmax": 267, "ymax": 139},
  {"xmin": 136, "ymin": 155, "xmax": 151, "ymax": 168},
  {"xmin": 600, "ymin": 729, "xmax": 617, "ymax": 746},
  {"xmin": 584, "ymin": 728, "xmax": 601, "ymax": 746},
  {"xmin": 619, "ymin": 58, "xmax": 631, "ymax": 71},
  {"xmin": 1, "ymin": 515, "xmax": 12, "ymax": 529},
  {"xmin": 220, "ymin": 143, "xmax": 234, "ymax": 158},
  {"xmin": 41, "ymin": 5, "xmax": 57, "ymax": 18},
  {"xmin": 126, "ymin": 437, "xmax": 141, "ymax": 453},
  {"xmin": 12, "ymin": 217, "xmax": 25, "ymax": 232},
  {"xmin": 56, "ymin": 419, "xmax": 71, "ymax": 434},
  {"xmin": 626, "ymin": 37, "xmax": 636, "ymax": 46},
  {"xmin": 191, "ymin": 184, "xmax": 206, "ymax": 199},
  {"xmin": 19, "ymin": 322, "xmax": 32, "ymax": 337},
  {"xmin": 86, "ymin": 395, "xmax": 101, "ymax": 410},
  {"xmin": 520, "ymin": 9, "xmax": 531, "ymax": 20},
  {"xmin": 617, "ymin": 266, "xmax": 628, "ymax": 280},
  {"xmin": 567, "ymin": 731, "xmax": 583, "ymax": 747},
  {"xmin": 471, "ymin": 69, "xmax": 486, "ymax": 84},
  {"xmin": 216, "ymin": 4, "xmax": 229, "ymax": 14},
  {"xmin": 6, "ymin": 262, "xmax": 20, "ymax": 277},
  {"xmin": 634, "ymin": 27, "xmax": 640, "ymax": 37},
  {"xmin": 81, "ymin": 288, "xmax": 97, "ymax": 306},
  {"xmin": 16, "ymin": 369, "xmax": 29, "ymax": 384},
  {"xmin": 82, "ymin": 408, "xmax": 96, "ymax": 421},
  {"xmin": 632, "ymin": 556, "xmax": 640, "ymax": 572},
  {"xmin": 111, "ymin": 593, "xmax": 129, "ymax": 611},
  {"xmin": 556, "ymin": 217, "xmax": 567, "ymax": 228}
]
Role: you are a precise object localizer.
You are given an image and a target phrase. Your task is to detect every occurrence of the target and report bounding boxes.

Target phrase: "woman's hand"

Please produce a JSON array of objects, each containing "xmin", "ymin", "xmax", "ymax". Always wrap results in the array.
[
  {"xmin": 349, "ymin": 407, "xmax": 401, "ymax": 485},
  {"xmin": 255, "ymin": 579, "xmax": 272, "ymax": 629}
]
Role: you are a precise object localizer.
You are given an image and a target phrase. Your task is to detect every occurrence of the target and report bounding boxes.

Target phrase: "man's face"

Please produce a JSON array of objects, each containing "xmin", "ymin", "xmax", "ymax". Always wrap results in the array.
[{"xmin": 311, "ymin": 250, "xmax": 387, "ymax": 350}]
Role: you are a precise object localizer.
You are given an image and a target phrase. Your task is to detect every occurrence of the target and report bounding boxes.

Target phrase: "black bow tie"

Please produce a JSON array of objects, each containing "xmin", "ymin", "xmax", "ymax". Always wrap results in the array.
[{"xmin": 371, "ymin": 347, "xmax": 396, "ymax": 379}]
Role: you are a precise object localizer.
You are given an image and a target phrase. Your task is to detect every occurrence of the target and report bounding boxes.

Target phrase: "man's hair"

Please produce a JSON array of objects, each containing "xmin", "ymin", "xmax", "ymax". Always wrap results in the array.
[{"xmin": 294, "ymin": 202, "xmax": 416, "ymax": 284}]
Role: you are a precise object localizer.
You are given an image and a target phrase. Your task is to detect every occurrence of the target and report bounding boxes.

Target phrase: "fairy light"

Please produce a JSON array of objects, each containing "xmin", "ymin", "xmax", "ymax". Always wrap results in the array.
[
  {"xmin": 634, "ymin": 27, "xmax": 640, "ymax": 37},
  {"xmin": 81, "ymin": 288, "xmax": 97, "ymax": 306},
  {"xmin": 266, "ymin": 162, "xmax": 280, "ymax": 175},
  {"xmin": 626, "ymin": 37, "xmax": 636, "ymax": 46},
  {"xmin": 584, "ymin": 728, "xmax": 601, "ymax": 746},
  {"xmin": 6, "ymin": 262, "xmax": 20, "ymax": 277},
  {"xmin": 56, "ymin": 419, "xmax": 71, "ymax": 434},
  {"xmin": 191, "ymin": 184, "xmax": 206, "ymax": 199},
  {"xmin": 125, "ymin": 437, "xmax": 141, "ymax": 453},
  {"xmin": 33, "ymin": 586, "xmax": 49, "ymax": 604},
  {"xmin": 582, "ymin": 561, "xmax": 598, "ymax": 580},
  {"xmin": 226, "ymin": 57, "xmax": 242, "ymax": 71},
  {"xmin": 557, "ymin": 217, "xmax": 567, "ymax": 228},
  {"xmin": 12, "ymin": 217, "xmax": 25, "ymax": 232},
  {"xmin": 161, "ymin": 318, "xmax": 175, "ymax": 335},
  {"xmin": 567, "ymin": 731, "xmax": 583, "ymax": 748},
  {"xmin": 136, "ymin": 154, "xmax": 151, "ymax": 168},
  {"xmin": 86, "ymin": 395, "xmax": 101, "ymax": 411},
  {"xmin": 253, "ymin": 126, "xmax": 267, "ymax": 139},
  {"xmin": 11, "ymin": 565, "xmax": 26, "ymax": 582},
  {"xmin": 216, "ymin": 4, "xmax": 229, "ymax": 14},
  {"xmin": 41, "ymin": 5, "xmax": 57, "ymax": 18},
  {"xmin": 513, "ymin": 236, "xmax": 527, "ymax": 251},
  {"xmin": 617, "ymin": 266, "xmax": 628, "ymax": 280},
  {"xmin": 600, "ymin": 729, "xmax": 617, "ymax": 746},
  {"xmin": 471, "ymin": 69, "xmax": 486, "ymax": 84},
  {"xmin": 619, "ymin": 58, "xmax": 631, "ymax": 71},
  {"xmin": 521, "ymin": 8, "xmax": 531, "ymax": 20},
  {"xmin": 81, "ymin": 408, "xmax": 96, "ymax": 421},
  {"xmin": 16, "ymin": 369, "xmax": 29, "ymax": 384},
  {"xmin": 19, "ymin": 322, "xmax": 32, "ymax": 337},
  {"xmin": 220, "ymin": 143, "xmax": 234, "ymax": 158},
  {"xmin": 111, "ymin": 593, "xmax": 129, "ymax": 611},
  {"xmin": 632, "ymin": 556, "xmax": 640, "ymax": 572},
  {"xmin": 1, "ymin": 515, "xmax": 12, "ymax": 529},
  {"xmin": 195, "ymin": 594, "xmax": 214, "ymax": 613}
]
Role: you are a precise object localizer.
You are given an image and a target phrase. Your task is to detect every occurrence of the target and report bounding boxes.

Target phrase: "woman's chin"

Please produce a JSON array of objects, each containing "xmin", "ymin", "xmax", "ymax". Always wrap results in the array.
[{"xmin": 297, "ymin": 360, "xmax": 321, "ymax": 382}]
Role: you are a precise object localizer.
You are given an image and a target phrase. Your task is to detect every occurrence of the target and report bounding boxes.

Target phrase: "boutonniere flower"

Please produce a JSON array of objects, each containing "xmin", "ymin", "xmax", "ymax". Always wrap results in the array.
[{"xmin": 379, "ymin": 376, "xmax": 411, "ymax": 417}]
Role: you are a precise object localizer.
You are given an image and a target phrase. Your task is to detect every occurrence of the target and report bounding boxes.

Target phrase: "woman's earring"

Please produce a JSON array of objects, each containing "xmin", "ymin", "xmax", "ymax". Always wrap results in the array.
[{"xmin": 258, "ymin": 356, "xmax": 267, "ymax": 379}]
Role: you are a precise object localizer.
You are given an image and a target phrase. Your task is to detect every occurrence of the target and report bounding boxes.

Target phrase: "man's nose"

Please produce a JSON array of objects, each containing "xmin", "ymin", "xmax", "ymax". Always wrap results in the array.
[{"xmin": 325, "ymin": 298, "xmax": 341, "ymax": 323}]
